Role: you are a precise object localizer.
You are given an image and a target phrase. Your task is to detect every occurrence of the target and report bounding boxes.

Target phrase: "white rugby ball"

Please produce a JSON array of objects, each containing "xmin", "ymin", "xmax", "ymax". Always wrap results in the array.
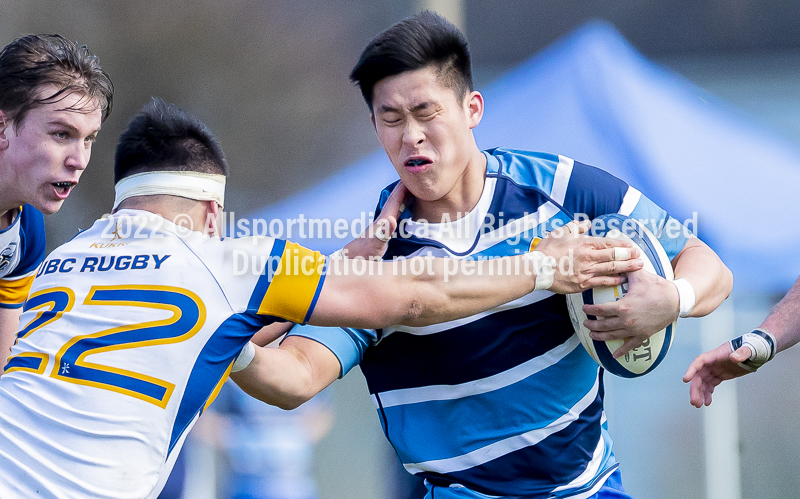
[{"xmin": 566, "ymin": 214, "xmax": 676, "ymax": 378}]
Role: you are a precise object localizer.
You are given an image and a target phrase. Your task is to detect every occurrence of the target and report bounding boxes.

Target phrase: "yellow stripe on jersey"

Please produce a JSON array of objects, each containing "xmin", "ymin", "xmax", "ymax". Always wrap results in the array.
[
  {"xmin": 0, "ymin": 273, "xmax": 35, "ymax": 306},
  {"xmin": 204, "ymin": 361, "xmax": 233, "ymax": 413},
  {"xmin": 257, "ymin": 241, "xmax": 325, "ymax": 323}
]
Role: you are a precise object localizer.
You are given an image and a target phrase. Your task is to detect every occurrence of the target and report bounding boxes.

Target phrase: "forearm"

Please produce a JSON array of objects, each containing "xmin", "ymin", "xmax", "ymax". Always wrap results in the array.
[
  {"xmin": 397, "ymin": 255, "xmax": 536, "ymax": 327},
  {"xmin": 230, "ymin": 346, "xmax": 314, "ymax": 410},
  {"xmin": 250, "ymin": 322, "xmax": 294, "ymax": 347},
  {"xmin": 229, "ymin": 337, "xmax": 339, "ymax": 410},
  {"xmin": 672, "ymin": 240, "xmax": 732, "ymax": 317},
  {"xmin": 761, "ymin": 276, "xmax": 800, "ymax": 353}
]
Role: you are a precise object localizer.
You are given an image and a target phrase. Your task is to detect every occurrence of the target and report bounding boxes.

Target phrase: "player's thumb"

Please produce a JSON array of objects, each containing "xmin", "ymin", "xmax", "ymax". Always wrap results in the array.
[
  {"xmin": 381, "ymin": 182, "xmax": 411, "ymax": 219},
  {"xmin": 730, "ymin": 346, "xmax": 752, "ymax": 363}
]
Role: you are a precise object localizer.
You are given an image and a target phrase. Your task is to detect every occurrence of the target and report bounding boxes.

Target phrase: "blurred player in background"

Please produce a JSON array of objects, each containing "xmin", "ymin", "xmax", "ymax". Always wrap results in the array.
[
  {"xmin": 0, "ymin": 34, "xmax": 113, "ymax": 370},
  {"xmin": 684, "ymin": 276, "xmax": 800, "ymax": 407},
  {"xmin": 244, "ymin": 11, "xmax": 733, "ymax": 499},
  {"xmin": 0, "ymin": 98, "xmax": 614, "ymax": 499}
]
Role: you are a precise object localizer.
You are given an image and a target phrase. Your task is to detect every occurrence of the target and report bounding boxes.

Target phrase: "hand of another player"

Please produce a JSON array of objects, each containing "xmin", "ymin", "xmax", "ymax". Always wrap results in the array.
[
  {"xmin": 536, "ymin": 221, "xmax": 644, "ymax": 294},
  {"xmin": 683, "ymin": 342, "xmax": 752, "ymax": 408},
  {"xmin": 342, "ymin": 182, "xmax": 411, "ymax": 260},
  {"xmin": 583, "ymin": 269, "xmax": 679, "ymax": 358}
]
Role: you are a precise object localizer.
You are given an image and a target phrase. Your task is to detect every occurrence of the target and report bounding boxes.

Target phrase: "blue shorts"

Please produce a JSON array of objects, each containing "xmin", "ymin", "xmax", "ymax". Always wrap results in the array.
[
  {"xmin": 588, "ymin": 469, "xmax": 633, "ymax": 499},
  {"xmin": 423, "ymin": 469, "xmax": 633, "ymax": 499}
]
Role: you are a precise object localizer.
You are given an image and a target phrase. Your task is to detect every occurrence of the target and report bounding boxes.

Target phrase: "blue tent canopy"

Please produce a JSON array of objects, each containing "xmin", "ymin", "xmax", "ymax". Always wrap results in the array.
[{"xmin": 251, "ymin": 22, "xmax": 800, "ymax": 294}]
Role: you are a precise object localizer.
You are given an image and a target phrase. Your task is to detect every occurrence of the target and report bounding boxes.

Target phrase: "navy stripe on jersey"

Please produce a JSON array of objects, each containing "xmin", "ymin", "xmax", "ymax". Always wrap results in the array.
[
  {"xmin": 561, "ymin": 162, "xmax": 628, "ymax": 221},
  {"xmin": 11, "ymin": 204, "xmax": 46, "ymax": 278},
  {"xmin": 481, "ymin": 174, "xmax": 553, "ymax": 232},
  {"xmin": 169, "ymin": 312, "xmax": 270, "ymax": 454},
  {"xmin": 420, "ymin": 386, "xmax": 604, "ymax": 497},
  {"xmin": 378, "ymin": 341, "xmax": 598, "ymax": 463},
  {"xmin": 361, "ymin": 295, "xmax": 574, "ymax": 394}
]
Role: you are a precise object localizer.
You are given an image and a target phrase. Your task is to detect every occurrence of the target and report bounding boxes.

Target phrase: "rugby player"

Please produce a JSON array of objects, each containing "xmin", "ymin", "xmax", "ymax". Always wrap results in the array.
[
  {"xmin": 247, "ymin": 11, "xmax": 733, "ymax": 499},
  {"xmin": 0, "ymin": 34, "xmax": 113, "ymax": 370}
]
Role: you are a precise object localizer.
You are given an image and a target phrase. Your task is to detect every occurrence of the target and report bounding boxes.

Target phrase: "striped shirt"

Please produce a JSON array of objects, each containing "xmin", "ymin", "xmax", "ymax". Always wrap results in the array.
[{"xmin": 290, "ymin": 148, "xmax": 689, "ymax": 498}]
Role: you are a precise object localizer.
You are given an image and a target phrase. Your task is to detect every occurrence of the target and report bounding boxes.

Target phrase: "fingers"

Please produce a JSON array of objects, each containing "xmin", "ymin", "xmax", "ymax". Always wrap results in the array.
[
  {"xmin": 588, "ymin": 258, "xmax": 643, "ymax": 276},
  {"xmin": 583, "ymin": 236, "xmax": 634, "ymax": 249},
  {"xmin": 381, "ymin": 181, "xmax": 411, "ymax": 220},
  {"xmin": 610, "ymin": 336, "xmax": 642, "ymax": 359},
  {"xmin": 593, "ymin": 246, "xmax": 640, "ymax": 262},
  {"xmin": 374, "ymin": 218, "xmax": 394, "ymax": 243},
  {"xmin": 576, "ymin": 275, "xmax": 629, "ymax": 290},
  {"xmin": 583, "ymin": 301, "xmax": 621, "ymax": 318},
  {"xmin": 683, "ymin": 357, "xmax": 702, "ymax": 383},
  {"xmin": 585, "ymin": 316, "xmax": 624, "ymax": 333},
  {"xmin": 689, "ymin": 376, "xmax": 714, "ymax": 408}
]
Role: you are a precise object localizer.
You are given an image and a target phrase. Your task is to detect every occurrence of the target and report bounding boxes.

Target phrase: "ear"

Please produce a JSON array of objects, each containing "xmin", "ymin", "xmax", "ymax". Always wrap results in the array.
[
  {"xmin": 465, "ymin": 91, "xmax": 484, "ymax": 130},
  {"xmin": 0, "ymin": 110, "xmax": 9, "ymax": 151},
  {"xmin": 205, "ymin": 200, "xmax": 222, "ymax": 236}
]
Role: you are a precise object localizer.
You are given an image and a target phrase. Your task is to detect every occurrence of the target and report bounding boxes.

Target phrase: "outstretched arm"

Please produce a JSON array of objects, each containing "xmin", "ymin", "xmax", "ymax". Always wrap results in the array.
[
  {"xmin": 683, "ymin": 275, "xmax": 800, "ymax": 407},
  {"xmin": 310, "ymin": 222, "xmax": 642, "ymax": 329}
]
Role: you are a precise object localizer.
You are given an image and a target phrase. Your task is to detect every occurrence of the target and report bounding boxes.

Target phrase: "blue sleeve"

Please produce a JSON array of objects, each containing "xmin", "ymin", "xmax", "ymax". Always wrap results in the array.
[
  {"xmin": 628, "ymin": 194, "xmax": 691, "ymax": 260},
  {"xmin": 561, "ymin": 161, "xmax": 629, "ymax": 220},
  {"xmin": 563, "ymin": 163, "xmax": 689, "ymax": 260},
  {"xmin": 285, "ymin": 325, "xmax": 376, "ymax": 378}
]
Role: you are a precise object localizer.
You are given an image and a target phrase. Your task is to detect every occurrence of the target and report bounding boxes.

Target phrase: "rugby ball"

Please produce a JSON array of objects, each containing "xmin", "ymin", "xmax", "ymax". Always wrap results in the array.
[{"xmin": 566, "ymin": 214, "xmax": 676, "ymax": 378}]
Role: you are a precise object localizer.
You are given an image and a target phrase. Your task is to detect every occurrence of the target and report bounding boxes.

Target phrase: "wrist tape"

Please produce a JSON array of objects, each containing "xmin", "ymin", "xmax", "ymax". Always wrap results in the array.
[
  {"xmin": 730, "ymin": 328, "xmax": 777, "ymax": 372},
  {"xmin": 526, "ymin": 251, "xmax": 556, "ymax": 291},
  {"xmin": 231, "ymin": 342, "xmax": 256, "ymax": 372}
]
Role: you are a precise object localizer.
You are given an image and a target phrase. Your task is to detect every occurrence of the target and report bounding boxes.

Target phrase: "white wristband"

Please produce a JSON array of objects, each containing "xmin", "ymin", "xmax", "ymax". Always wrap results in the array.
[
  {"xmin": 526, "ymin": 251, "xmax": 556, "ymax": 291},
  {"xmin": 672, "ymin": 278, "xmax": 696, "ymax": 318},
  {"xmin": 329, "ymin": 248, "xmax": 347, "ymax": 260},
  {"xmin": 231, "ymin": 342, "xmax": 256, "ymax": 372}
]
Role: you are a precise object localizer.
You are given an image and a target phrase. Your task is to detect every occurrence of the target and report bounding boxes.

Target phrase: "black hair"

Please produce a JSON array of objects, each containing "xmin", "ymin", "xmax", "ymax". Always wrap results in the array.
[
  {"xmin": 114, "ymin": 98, "xmax": 228, "ymax": 183},
  {"xmin": 350, "ymin": 10, "xmax": 472, "ymax": 111},
  {"xmin": 0, "ymin": 34, "xmax": 113, "ymax": 126}
]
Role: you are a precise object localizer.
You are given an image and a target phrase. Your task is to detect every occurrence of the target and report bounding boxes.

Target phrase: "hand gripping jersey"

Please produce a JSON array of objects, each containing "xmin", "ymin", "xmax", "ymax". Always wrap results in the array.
[
  {"xmin": 0, "ymin": 209, "xmax": 326, "ymax": 499},
  {"xmin": 0, "ymin": 205, "xmax": 46, "ymax": 308},
  {"xmin": 290, "ymin": 148, "xmax": 691, "ymax": 499}
]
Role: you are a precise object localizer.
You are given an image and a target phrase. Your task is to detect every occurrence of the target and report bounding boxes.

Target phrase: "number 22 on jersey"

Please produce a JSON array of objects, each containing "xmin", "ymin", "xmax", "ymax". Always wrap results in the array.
[{"xmin": 4, "ymin": 285, "xmax": 206, "ymax": 409}]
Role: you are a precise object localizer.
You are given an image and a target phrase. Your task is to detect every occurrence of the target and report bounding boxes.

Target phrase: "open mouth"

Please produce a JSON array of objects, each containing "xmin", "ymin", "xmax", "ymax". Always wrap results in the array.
[
  {"xmin": 404, "ymin": 157, "xmax": 432, "ymax": 170},
  {"xmin": 52, "ymin": 182, "xmax": 76, "ymax": 197}
]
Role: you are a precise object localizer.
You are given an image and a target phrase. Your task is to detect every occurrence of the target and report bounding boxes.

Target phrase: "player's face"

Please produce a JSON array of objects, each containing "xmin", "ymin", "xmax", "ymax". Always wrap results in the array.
[
  {"xmin": 371, "ymin": 66, "xmax": 483, "ymax": 210},
  {"xmin": 0, "ymin": 87, "xmax": 102, "ymax": 214}
]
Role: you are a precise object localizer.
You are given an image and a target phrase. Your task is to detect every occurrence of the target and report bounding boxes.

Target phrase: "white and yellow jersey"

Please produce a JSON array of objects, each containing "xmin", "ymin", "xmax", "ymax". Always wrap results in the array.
[{"xmin": 0, "ymin": 209, "xmax": 326, "ymax": 499}]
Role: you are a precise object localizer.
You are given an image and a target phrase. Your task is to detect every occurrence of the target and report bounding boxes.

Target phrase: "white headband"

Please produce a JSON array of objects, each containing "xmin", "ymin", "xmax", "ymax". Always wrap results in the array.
[{"xmin": 113, "ymin": 171, "xmax": 226, "ymax": 209}]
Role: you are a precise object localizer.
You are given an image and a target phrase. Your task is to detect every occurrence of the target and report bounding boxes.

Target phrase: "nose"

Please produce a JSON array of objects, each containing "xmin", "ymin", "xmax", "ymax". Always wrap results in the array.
[
  {"xmin": 402, "ymin": 119, "xmax": 425, "ymax": 148},
  {"xmin": 65, "ymin": 140, "xmax": 91, "ymax": 171}
]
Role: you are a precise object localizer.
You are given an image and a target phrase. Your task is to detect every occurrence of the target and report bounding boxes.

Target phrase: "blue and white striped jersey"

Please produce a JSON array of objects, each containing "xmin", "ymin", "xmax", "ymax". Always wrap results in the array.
[{"xmin": 290, "ymin": 148, "xmax": 690, "ymax": 499}]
